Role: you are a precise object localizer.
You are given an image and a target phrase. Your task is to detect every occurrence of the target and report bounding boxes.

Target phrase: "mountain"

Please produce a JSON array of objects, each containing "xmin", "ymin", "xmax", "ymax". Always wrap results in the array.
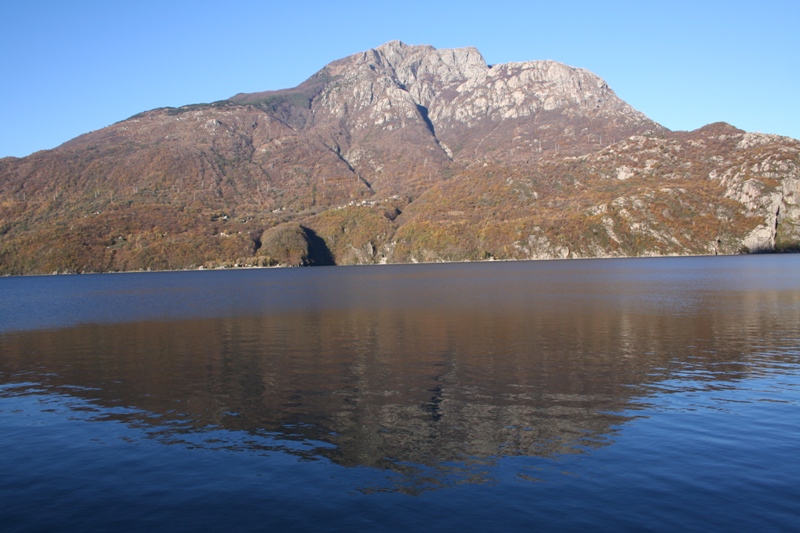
[{"xmin": 1, "ymin": 41, "xmax": 799, "ymax": 274}]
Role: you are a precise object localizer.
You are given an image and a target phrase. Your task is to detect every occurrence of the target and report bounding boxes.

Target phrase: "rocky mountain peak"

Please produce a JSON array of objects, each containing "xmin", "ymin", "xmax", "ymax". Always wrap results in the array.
[
  {"xmin": 375, "ymin": 41, "xmax": 488, "ymax": 87},
  {"xmin": 321, "ymin": 41, "xmax": 491, "ymax": 113},
  {"xmin": 291, "ymin": 42, "xmax": 664, "ymax": 165},
  {"xmin": 329, "ymin": 42, "xmax": 637, "ymax": 116},
  {"xmin": 346, "ymin": 41, "xmax": 489, "ymax": 85}
]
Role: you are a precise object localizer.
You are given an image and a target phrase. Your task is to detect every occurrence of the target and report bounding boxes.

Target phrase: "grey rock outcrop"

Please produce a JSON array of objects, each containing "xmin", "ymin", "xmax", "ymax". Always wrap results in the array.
[{"xmin": 717, "ymin": 132, "xmax": 800, "ymax": 251}]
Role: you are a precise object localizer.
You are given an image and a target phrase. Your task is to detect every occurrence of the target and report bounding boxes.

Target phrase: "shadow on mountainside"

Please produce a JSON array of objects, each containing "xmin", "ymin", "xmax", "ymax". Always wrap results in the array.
[{"xmin": 302, "ymin": 226, "xmax": 335, "ymax": 266}]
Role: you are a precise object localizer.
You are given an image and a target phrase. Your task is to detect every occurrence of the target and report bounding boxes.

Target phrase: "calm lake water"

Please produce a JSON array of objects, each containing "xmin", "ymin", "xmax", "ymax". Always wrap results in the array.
[{"xmin": 1, "ymin": 255, "xmax": 799, "ymax": 531}]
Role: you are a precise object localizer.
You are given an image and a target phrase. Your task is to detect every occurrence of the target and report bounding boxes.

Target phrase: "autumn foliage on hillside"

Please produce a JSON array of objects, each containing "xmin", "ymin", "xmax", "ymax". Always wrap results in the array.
[
  {"xmin": 5, "ymin": 120, "xmax": 797, "ymax": 275},
  {"xmin": 4, "ymin": 41, "xmax": 800, "ymax": 280}
]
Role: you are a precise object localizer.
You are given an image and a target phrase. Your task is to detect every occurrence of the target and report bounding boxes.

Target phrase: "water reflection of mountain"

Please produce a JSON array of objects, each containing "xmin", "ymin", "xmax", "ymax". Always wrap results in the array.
[{"xmin": 3, "ymin": 285, "xmax": 798, "ymax": 474}]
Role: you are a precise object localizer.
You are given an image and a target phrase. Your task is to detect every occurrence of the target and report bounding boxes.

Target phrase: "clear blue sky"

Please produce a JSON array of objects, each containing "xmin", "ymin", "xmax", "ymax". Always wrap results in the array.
[{"xmin": 1, "ymin": 0, "xmax": 798, "ymax": 158}]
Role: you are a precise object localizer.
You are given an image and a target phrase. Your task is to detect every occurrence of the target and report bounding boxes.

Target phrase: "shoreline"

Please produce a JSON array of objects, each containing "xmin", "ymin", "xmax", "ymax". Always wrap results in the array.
[{"xmin": 2, "ymin": 250, "xmax": 792, "ymax": 279}]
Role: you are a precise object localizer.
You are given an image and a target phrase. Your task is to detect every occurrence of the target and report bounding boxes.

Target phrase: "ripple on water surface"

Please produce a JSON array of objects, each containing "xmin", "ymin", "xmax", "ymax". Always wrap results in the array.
[{"xmin": 1, "ymin": 255, "xmax": 800, "ymax": 530}]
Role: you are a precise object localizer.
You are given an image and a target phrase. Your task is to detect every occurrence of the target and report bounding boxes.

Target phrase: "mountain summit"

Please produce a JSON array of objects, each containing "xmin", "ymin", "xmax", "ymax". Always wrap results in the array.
[
  {"xmin": 229, "ymin": 40, "xmax": 662, "ymax": 192},
  {"xmin": 1, "ymin": 43, "xmax": 798, "ymax": 274}
]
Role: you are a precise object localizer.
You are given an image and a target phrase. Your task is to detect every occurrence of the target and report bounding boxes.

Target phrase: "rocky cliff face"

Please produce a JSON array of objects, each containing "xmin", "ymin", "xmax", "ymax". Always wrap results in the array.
[
  {"xmin": 345, "ymin": 41, "xmax": 658, "ymax": 159},
  {"xmin": 0, "ymin": 42, "xmax": 798, "ymax": 274},
  {"xmin": 230, "ymin": 41, "xmax": 663, "ymax": 194}
]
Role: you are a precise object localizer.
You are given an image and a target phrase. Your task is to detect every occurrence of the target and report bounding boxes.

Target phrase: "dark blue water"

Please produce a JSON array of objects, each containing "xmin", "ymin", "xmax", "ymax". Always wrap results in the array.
[{"xmin": 1, "ymin": 256, "xmax": 799, "ymax": 531}]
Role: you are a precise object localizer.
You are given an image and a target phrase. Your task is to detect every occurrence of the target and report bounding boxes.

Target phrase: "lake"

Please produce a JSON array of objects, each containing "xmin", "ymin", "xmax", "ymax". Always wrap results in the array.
[{"xmin": 1, "ymin": 255, "xmax": 799, "ymax": 531}]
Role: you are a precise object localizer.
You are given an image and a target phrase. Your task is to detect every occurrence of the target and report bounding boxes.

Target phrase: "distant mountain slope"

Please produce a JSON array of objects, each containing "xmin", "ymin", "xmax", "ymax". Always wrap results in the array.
[{"xmin": 1, "ymin": 42, "xmax": 798, "ymax": 275}]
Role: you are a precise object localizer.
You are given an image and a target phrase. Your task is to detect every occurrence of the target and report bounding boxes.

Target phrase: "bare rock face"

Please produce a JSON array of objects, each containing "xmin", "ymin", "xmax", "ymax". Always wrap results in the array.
[
  {"xmin": 232, "ymin": 41, "xmax": 664, "ymax": 193},
  {"xmin": 1, "ymin": 42, "xmax": 799, "ymax": 275},
  {"xmin": 320, "ymin": 41, "xmax": 654, "ymax": 136},
  {"xmin": 361, "ymin": 42, "xmax": 659, "ymax": 160},
  {"xmin": 717, "ymin": 132, "xmax": 800, "ymax": 252}
]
